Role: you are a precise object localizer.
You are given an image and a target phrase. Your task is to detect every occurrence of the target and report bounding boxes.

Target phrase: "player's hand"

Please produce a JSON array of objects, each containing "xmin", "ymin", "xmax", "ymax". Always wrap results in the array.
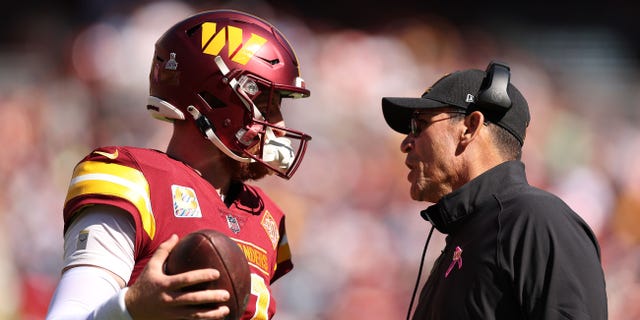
[{"xmin": 125, "ymin": 234, "xmax": 231, "ymax": 320}]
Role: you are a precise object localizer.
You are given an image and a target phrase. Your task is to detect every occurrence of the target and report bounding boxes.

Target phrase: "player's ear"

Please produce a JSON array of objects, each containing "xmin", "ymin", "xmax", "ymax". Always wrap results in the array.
[{"xmin": 460, "ymin": 111, "xmax": 484, "ymax": 147}]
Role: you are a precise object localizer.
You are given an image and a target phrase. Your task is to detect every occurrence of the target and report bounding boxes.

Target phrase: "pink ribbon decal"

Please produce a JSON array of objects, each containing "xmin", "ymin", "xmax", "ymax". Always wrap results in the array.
[{"xmin": 445, "ymin": 246, "xmax": 463, "ymax": 278}]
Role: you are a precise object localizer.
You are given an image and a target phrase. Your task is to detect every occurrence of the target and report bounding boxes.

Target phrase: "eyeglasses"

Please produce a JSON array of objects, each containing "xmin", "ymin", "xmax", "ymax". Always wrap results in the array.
[{"xmin": 409, "ymin": 110, "xmax": 466, "ymax": 136}]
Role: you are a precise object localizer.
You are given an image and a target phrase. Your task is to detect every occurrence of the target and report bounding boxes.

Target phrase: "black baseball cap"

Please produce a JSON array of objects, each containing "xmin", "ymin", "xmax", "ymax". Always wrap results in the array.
[{"xmin": 382, "ymin": 65, "xmax": 530, "ymax": 145}]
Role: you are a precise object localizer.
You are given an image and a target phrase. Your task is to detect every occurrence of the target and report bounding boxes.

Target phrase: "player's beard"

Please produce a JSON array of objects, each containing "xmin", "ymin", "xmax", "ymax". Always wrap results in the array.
[{"xmin": 225, "ymin": 155, "xmax": 270, "ymax": 182}]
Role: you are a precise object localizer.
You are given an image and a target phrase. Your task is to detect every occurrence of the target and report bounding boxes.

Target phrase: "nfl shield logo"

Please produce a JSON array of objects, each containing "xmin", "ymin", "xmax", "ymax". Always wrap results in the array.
[{"xmin": 226, "ymin": 214, "xmax": 241, "ymax": 234}]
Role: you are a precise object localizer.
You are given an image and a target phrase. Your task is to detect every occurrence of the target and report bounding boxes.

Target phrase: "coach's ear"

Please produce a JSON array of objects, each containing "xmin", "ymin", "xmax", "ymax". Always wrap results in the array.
[{"xmin": 459, "ymin": 111, "xmax": 485, "ymax": 148}]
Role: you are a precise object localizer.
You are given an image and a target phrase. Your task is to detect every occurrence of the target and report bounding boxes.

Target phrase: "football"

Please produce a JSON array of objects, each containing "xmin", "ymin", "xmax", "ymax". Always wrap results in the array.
[{"xmin": 164, "ymin": 229, "xmax": 251, "ymax": 320}]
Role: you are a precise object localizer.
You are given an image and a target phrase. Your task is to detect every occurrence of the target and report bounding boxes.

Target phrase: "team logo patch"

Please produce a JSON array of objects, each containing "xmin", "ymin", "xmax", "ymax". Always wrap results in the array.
[
  {"xmin": 77, "ymin": 230, "xmax": 89, "ymax": 250},
  {"xmin": 261, "ymin": 210, "xmax": 279, "ymax": 249},
  {"xmin": 171, "ymin": 185, "xmax": 202, "ymax": 218}
]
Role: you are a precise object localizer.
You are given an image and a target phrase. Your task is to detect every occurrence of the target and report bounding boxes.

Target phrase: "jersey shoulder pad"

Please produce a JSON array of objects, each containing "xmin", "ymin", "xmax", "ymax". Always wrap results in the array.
[
  {"xmin": 64, "ymin": 146, "xmax": 163, "ymax": 238},
  {"xmin": 67, "ymin": 146, "xmax": 146, "ymax": 199}
]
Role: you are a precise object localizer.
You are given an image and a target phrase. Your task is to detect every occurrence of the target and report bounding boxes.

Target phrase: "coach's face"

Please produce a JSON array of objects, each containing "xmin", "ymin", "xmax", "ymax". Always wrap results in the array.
[{"xmin": 401, "ymin": 109, "xmax": 463, "ymax": 203}]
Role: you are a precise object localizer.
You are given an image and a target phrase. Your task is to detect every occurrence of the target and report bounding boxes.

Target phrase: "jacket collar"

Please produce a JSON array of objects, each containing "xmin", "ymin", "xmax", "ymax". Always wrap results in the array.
[{"xmin": 422, "ymin": 161, "xmax": 528, "ymax": 234}]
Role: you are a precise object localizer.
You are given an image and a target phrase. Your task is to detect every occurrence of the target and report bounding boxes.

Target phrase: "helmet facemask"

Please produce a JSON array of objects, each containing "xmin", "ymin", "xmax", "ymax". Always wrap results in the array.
[{"xmin": 187, "ymin": 56, "xmax": 310, "ymax": 180}]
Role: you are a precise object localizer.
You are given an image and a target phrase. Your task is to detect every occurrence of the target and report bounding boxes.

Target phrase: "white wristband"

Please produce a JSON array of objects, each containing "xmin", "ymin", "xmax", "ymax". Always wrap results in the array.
[{"xmin": 93, "ymin": 287, "xmax": 132, "ymax": 320}]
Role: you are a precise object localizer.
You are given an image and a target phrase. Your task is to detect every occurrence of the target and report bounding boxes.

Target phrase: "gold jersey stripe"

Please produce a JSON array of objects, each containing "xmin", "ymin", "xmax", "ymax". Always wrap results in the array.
[
  {"xmin": 276, "ymin": 234, "xmax": 291, "ymax": 265},
  {"xmin": 66, "ymin": 160, "xmax": 156, "ymax": 239}
]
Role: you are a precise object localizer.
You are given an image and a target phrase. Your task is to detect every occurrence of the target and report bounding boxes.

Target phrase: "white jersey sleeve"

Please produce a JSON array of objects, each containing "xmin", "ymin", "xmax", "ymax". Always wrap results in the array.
[
  {"xmin": 47, "ymin": 205, "xmax": 136, "ymax": 319},
  {"xmin": 62, "ymin": 205, "xmax": 136, "ymax": 283},
  {"xmin": 46, "ymin": 267, "xmax": 132, "ymax": 320}
]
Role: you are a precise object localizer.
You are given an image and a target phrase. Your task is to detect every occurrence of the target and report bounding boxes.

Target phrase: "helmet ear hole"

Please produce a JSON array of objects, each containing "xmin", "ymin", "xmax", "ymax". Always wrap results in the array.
[{"xmin": 147, "ymin": 96, "xmax": 185, "ymax": 121}]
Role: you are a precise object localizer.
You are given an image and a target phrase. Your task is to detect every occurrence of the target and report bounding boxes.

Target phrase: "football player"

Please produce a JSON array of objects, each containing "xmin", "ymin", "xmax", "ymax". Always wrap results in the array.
[{"xmin": 46, "ymin": 9, "xmax": 311, "ymax": 320}]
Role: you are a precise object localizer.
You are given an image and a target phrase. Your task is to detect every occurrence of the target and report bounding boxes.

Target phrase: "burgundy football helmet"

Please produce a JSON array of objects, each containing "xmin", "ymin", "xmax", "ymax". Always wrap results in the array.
[{"xmin": 147, "ymin": 10, "xmax": 311, "ymax": 179}]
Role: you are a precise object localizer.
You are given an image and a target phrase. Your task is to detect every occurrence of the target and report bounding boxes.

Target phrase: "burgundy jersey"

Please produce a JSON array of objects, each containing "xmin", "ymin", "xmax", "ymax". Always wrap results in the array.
[{"xmin": 63, "ymin": 146, "xmax": 293, "ymax": 319}]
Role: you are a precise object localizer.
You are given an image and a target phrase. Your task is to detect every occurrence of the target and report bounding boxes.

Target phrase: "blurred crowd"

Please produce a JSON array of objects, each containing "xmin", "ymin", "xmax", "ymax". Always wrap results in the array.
[{"xmin": 1, "ymin": 1, "xmax": 639, "ymax": 319}]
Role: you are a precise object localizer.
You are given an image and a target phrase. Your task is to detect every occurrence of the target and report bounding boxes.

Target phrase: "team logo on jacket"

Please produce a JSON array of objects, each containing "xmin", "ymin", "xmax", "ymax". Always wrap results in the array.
[
  {"xmin": 445, "ymin": 246, "xmax": 463, "ymax": 278},
  {"xmin": 171, "ymin": 185, "xmax": 202, "ymax": 218},
  {"xmin": 261, "ymin": 210, "xmax": 279, "ymax": 249}
]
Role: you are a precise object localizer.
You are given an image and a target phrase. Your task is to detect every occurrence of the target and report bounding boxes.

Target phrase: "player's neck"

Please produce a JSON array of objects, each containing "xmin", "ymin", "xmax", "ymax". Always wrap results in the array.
[{"xmin": 166, "ymin": 130, "xmax": 233, "ymax": 199}]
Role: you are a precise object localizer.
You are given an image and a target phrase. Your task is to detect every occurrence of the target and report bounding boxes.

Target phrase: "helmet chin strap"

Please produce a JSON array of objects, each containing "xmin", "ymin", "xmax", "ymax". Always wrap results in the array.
[
  {"xmin": 187, "ymin": 104, "xmax": 294, "ymax": 173},
  {"xmin": 186, "ymin": 105, "xmax": 252, "ymax": 163},
  {"xmin": 188, "ymin": 104, "xmax": 296, "ymax": 174}
]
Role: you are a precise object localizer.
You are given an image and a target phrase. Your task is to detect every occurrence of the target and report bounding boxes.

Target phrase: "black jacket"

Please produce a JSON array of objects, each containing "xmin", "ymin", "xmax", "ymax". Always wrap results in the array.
[{"xmin": 413, "ymin": 161, "xmax": 607, "ymax": 319}]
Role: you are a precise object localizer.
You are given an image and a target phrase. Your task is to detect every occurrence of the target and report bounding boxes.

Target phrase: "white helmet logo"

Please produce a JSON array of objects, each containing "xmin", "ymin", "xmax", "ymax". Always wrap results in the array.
[{"xmin": 165, "ymin": 52, "xmax": 178, "ymax": 70}]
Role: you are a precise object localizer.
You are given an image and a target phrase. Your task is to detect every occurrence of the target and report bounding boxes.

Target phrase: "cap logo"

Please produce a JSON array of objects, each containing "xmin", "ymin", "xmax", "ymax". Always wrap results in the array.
[
  {"xmin": 201, "ymin": 22, "xmax": 267, "ymax": 65},
  {"xmin": 465, "ymin": 94, "xmax": 475, "ymax": 103}
]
